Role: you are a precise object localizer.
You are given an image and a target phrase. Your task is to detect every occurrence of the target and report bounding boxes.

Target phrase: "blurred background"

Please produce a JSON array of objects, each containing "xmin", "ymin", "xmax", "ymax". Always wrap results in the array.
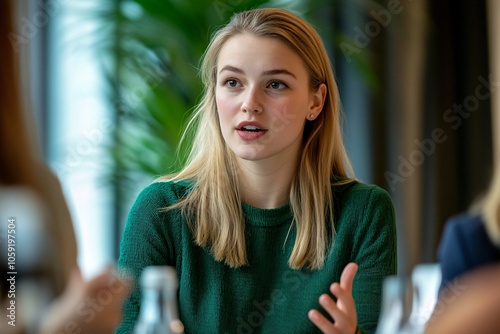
[{"xmin": 6, "ymin": 0, "xmax": 498, "ymax": 278}]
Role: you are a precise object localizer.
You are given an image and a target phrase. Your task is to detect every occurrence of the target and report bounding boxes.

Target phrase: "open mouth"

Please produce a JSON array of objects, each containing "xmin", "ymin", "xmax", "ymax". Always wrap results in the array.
[{"xmin": 238, "ymin": 125, "xmax": 266, "ymax": 132}]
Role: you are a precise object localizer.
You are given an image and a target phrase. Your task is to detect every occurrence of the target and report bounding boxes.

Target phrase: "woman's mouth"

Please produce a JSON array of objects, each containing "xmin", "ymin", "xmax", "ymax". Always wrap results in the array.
[
  {"xmin": 238, "ymin": 125, "xmax": 265, "ymax": 132},
  {"xmin": 236, "ymin": 123, "xmax": 268, "ymax": 140}
]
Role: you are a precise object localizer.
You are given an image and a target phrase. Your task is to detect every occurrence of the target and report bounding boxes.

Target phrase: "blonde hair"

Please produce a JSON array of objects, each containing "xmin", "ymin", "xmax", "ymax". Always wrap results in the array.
[
  {"xmin": 159, "ymin": 8, "xmax": 354, "ymax": 270},
  {"xmin": 483, "ymin": 164, "xmax": 500, "ymax": 245}
]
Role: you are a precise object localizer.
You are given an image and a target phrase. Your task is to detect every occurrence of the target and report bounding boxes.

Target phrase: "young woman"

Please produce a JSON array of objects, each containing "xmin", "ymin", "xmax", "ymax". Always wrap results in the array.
[{"xmin": 117, "ymin": 8, "xmax": 397, "ymax": 334}]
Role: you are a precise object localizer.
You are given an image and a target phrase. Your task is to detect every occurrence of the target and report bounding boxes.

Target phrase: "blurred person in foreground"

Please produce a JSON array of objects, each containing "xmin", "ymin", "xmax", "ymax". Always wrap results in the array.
[
  {"xmin": 0, "ymin": 0, "xmax": 130, "ymax": 333},
  {"xmin": 426, "ymin": 123, "xmax": 500, "ymax": 333}
]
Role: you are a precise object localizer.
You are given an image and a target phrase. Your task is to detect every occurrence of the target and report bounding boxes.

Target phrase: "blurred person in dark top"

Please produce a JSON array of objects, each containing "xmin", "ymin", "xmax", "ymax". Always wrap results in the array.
[{"xmin": 437, "ymin": 167, "xmax": 500, "ymax": 292}]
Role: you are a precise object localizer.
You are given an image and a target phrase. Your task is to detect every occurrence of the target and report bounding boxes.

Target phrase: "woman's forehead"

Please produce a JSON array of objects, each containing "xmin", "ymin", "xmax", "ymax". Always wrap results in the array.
[{"xmin": 216, "ymin": 34, "xmax": 307, "ymax": 78}]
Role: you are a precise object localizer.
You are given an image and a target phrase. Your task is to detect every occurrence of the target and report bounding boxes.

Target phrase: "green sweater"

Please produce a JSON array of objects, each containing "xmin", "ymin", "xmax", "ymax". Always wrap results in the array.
[{"xmin": 116, "ymin": 180, "xmax": 397, "ymax": 334}]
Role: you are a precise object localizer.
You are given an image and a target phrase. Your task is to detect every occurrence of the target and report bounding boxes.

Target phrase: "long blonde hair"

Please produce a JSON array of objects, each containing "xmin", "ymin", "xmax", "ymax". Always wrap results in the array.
[
  {"xmin": 483, "ymin": 164, "xmax": 500, "ymax": 245},
  {"xmin": 160, "ymin": 8, "xmax": 354, "ymax": 270}
]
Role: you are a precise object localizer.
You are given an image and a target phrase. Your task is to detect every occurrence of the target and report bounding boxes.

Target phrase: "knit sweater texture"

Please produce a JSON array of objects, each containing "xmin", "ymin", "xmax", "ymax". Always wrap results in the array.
[{"xmin": 115, "ymin": 180, "xmax": 397, "ymax": 334}]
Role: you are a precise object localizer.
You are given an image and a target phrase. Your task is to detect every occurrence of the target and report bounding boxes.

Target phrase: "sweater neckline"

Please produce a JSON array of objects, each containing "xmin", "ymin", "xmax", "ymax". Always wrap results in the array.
[{"xmin": 241, "ymin": 202, "xmax": 293, "ymax": 227}]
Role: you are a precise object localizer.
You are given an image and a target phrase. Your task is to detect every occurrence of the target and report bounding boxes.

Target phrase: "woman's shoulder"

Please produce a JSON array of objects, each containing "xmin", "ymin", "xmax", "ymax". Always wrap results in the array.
[
  {"xmin": 443, "ymin": 213, "xmax": 485, "ymax": 235},
  {"xmin": 439, "ymin": 213, "xmax": 496, "ymax": 255},
  {"xmin": 331, "ymin": 178, "xmax": 396, "ymax": 250},
  {"xmin": 331, "ymin": 177, "xmax": 395, "ymax": 233},
  {"xmin": 331, "ymin": 177, "xmax": 392, "ymax": 206},
  {"xmin": 133, "ymin": 179, "xmax": 193, "ymax": 206}
]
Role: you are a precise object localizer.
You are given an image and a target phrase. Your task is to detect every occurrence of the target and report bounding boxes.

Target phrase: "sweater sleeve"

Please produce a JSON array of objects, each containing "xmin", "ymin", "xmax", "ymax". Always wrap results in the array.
[
  {"xmin": 115, "ymin": 182, "xmax": 182, "ymax": 334},
  {"xmin": 351, "ymin": 186, "xmax": 398, "ymax": 334}
]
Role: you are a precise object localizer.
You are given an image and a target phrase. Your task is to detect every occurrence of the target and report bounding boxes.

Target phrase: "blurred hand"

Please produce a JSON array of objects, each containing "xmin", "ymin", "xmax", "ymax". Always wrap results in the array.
[
  {"xmin": 40, "ymin": 266, "xmax": 132, "ymax": 334},
  {"xmin": 308, "ymin": 262, "xmax": 358, "ymax": 334}
]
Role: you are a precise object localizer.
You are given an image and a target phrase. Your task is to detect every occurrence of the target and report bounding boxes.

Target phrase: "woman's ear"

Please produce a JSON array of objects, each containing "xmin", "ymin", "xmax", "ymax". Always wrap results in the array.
[{"xmin": 308, "ymin": 83, "xmax": 327, "ymax": 117}]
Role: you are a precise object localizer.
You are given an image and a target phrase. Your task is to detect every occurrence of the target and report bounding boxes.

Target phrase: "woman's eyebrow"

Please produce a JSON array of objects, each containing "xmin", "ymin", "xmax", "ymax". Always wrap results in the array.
[
  {"xmin": 262, "ymin": 69, "xmax": 296, "ymax": 79},
  {"xmin": 219, "ymin": 65, "xmax": 297, "ymax": 79},
  {"xmin": 219, "ymin": 65, "xmax": 244, "ymax": 75}
]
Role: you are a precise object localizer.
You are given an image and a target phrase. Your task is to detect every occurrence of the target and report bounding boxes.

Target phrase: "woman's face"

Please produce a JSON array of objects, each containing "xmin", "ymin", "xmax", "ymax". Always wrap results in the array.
[{"xmin": 215, "ymin": 33, "xmax": 325, "ymax": 164}]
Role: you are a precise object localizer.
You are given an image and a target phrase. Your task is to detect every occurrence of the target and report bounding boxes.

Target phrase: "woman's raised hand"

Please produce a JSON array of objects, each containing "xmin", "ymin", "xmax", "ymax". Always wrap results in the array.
[{"xmin": 308, "ymin": 262, "xmax": 358, "ymax": 334}]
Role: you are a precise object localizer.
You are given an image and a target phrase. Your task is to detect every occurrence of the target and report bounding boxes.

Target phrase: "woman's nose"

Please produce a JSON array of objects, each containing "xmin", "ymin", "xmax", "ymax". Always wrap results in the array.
[{"xmin": 241, "ymin": 87, "xmax": 263, "ymax": 113}]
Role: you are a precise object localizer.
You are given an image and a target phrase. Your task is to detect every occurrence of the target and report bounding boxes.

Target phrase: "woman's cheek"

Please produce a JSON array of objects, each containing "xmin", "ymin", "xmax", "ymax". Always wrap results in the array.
[{"xmin": 216, "ymin": 96, "xmax": 239, "ymax": 123}]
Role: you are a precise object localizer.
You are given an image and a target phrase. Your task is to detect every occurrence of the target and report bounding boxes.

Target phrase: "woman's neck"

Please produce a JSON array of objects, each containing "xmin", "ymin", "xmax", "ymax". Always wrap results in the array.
[{"xmin": 237, "ymin": 156, "xmax": 297, "ymax": 209}]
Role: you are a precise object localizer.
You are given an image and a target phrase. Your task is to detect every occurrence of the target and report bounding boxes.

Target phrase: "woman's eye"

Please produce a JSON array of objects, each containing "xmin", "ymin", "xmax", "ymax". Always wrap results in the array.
[
  {"xmin": 224, "ymin": 79, "xmax": 239, "ymax": 88},
  {"xmin": 268, "ymin": 81, "xmax": 287, "ymax": 90}
]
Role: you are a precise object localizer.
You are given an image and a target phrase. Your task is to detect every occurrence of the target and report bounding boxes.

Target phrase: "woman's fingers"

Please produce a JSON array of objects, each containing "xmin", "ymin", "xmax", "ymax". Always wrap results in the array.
[
  {"xmin": 321, "ymin": 293, "xmax": 351, "ymax": 325},
  {"xmin": 333, "ymin": 263, "xmax": 358, "ymax": 316},
  {"xmin": 308, "ymin": 262, "xmax": 359, "ymax": 334},
  {"xmin": 340, "ymin": 262, "xmax": 358, "ymax": 293},
  {"xmin": 308, "ymin": 309, "xmax": 340, "ymax": 334},
  {"xmin": 330, "ymin": 283, "xmax": 355, "ymax": 314}
]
